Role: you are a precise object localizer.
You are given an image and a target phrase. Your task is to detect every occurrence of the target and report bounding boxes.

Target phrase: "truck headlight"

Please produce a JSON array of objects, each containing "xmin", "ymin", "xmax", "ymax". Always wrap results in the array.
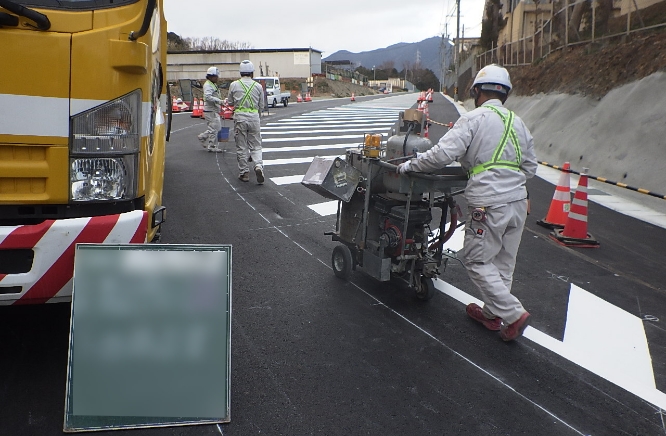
[{"xmin": 69, "ymin": 90, "xmax": 141, "ymax": 201}]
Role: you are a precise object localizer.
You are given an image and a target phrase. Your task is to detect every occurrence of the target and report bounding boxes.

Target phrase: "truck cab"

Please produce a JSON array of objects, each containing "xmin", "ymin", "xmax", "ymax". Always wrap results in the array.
[{"xmin": 254, "ymin": 76, "xmax": 290, "ymax": 107}]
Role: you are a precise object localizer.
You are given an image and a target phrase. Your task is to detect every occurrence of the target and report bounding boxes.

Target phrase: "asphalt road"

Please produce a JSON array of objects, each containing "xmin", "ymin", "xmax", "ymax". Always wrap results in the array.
[{"xmin": 2, "ymin": 93, "xmax": 666, "ymax": 435}]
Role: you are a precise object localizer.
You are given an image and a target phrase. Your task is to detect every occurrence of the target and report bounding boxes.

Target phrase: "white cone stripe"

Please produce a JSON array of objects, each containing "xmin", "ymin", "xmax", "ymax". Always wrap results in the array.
[
  {"xmin": 263, "ymin": 143, "xmax": 359, "ymax": 153},
  {"xmin": 553, "ymin": 191, "xmax": 571, "ymax": 201},
  {"xmin": 263, "ymin": 134, "xmax": 366, "ymax": 143},
  {"xmin": 568, "ymin": 212, "xmax": 588, "ymax": 222},
  {"xmin": 263, "ymin": 127, "xmax": 392, "ymax": 136},
  {"xmin": 308, "ymin": 200, "xmax": 339, "ymax": 216},
  {"xmin": 571, "ymin": 198, "xmax": 587, "ymax": 207},
  {"xmin": 271, "ymin": 175, "xmax": 304, "ymax": 185}
]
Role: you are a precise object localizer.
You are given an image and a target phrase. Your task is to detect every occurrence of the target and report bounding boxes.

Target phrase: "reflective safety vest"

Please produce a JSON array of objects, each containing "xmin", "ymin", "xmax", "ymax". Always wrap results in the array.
[
  {"xmin": 467, "ymin": 105, "xmax": 522, "ymax": 177},
  {"xmin": 235, "ymin": 80, "xmax": 259, "ymax": 113}
]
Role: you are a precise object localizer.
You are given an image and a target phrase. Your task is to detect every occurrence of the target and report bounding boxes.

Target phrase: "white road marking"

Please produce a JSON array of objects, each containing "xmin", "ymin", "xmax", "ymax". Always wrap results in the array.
[
  {"xmin": 435, "ymin": 278, "xmax": 666, "ymax": 410},
  {"xmin": 262, "ymin": 127, "xmax": 392, "ymax": 136},
  {"xmin": 308, "ymin": 201, "xmax": 338, "ymax": 216},
  {"xmin": 271, "ymin": 175, "xmax": 304, "ymax": 185},
  {"xmin": 263, "ymin": 134, "xmax": 366, "ymax": 143},
  {"xmin": 262, "ymin": 143, "xmax": 357, "ymax": 153}
]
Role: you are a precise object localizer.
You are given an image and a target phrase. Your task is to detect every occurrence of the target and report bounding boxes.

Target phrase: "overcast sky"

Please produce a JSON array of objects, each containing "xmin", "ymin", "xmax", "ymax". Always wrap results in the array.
[{"xmin": 162, "ymin": 0, "xmax": 486, "ymax": 56}]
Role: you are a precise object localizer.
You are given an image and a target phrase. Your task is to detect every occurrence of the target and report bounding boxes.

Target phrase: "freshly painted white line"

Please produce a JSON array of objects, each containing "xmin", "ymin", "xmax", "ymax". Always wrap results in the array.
[
  {"xmin": 262, "ymin": 143, "xmax": 358, "ymax": 153},
  {"xmin": 308, "ymin": 200, "xmax": 338, "ymax": 216},
  {"xmin": 435, "ymin": 277, "xmax": 666, "ymax": 411},
  {"xmin": 262, "ymin": 127, "xmax": 392, "ymax": 136},
  {"xmin": 262, "ymin": 157, "xmax": 315, "ymax": 166},
  {"xmin": 262, "ymin": 122, "xmax": 395, "ymax": 130},
  {"xmin": 266, "ymin": 119, "xmax": 396, "ymax": 126},
  {"xmin": 271, "ymin": 175, "xmax": 304, "ymax": 185},
  {"xmin": 263, "ymin": 134, "xmax": 365, "ymax": 143}
]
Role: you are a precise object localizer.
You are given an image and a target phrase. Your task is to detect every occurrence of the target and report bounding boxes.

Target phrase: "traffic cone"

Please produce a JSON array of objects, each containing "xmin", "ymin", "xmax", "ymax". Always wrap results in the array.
[
  {"xmin": 190, "ymin": 98, "xmax": 199, "ymax": 117},
  {"xmin": 549, "ymin": 170, "xmax": 599, "ymax": 248},
  {"xmin": 199, "ymin": 99, "xmax": 205, "ymax": 118},
  {"xmin": 427, "ymin": 89, "xmax": 433, "ymax": 102},
  {"xmin": 351, "ymin": 92, "xmax": 355, "ymax": 102},
  {"xmin": 297, "ymin": 93, "xmax": 302, "ymax": 103},
  {"xmin": 417, "ymin": 91, "xmax": 425, "ymax": 102},
  {"xmin": 171, "ymin": 96, "xmax": 180, "ymax": 113},
  {"xmin": 305, "ymin": 92, "xmax": 312, "ymax": 102},
  {"xmin": 537, "ymin": 162, "xmax": 571, "ymax": 229}
]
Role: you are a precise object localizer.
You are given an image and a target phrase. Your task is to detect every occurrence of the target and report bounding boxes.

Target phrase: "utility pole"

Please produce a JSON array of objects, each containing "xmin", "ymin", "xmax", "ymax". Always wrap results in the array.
[{"xmin": 454, "ymin": 0, "xmax": 460, "ymax": 101}]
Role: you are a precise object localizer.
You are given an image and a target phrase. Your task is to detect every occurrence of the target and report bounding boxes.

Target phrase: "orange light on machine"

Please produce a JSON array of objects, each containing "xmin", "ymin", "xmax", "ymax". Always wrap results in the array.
[{"xmin": 363, "ymin": 133, "xmax": 382, "ymax": 158}]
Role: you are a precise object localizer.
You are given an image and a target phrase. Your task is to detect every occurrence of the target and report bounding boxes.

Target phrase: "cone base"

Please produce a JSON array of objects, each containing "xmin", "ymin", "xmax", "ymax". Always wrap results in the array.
[
  {"xmin": 536, "ymin": 219, "xmax": 565, "ymax": 230},
  {"xmin": 549, "ymin": 229, "xmax": 600, "ymax": 248}
]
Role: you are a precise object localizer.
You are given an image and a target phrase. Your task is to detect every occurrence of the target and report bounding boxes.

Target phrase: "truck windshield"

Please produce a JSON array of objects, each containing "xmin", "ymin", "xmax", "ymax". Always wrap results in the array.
[
  {"xmin": 14, "ymin": 0, "xmax": 139, "ymax": 9},
  {"xmin": 263, "ymin": 79, "xmax": 275, "ymax": 87}
]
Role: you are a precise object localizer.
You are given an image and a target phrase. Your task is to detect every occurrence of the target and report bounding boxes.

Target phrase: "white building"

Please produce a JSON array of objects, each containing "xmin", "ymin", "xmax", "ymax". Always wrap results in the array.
[{"xmin": 167, "ymin": 48, "xmax": 323, "ymax": 81}]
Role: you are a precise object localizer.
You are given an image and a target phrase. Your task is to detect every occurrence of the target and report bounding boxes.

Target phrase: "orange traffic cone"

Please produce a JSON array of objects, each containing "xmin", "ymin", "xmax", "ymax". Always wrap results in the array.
[
  {"xmin": 190, "ymin": 98, "xmax": 199, "ymax": 118},
  {"xmin": 417, "ymin": 91, "xmax": 425, "ymax": 102},
  {"xmin": 171, "ymin": 96, "xmax": 180, "ymax": 113},
  {"xmin": 199, "ymin": 99, "xmax": 205, "ymax": 118},
  {"xmin": 351, "ymin": 92, "xmax": 355, "ymax": 102},
  {"xmin": 549, "ymin": 170, "xmax": 599, "ymax": 248},
  {"xmin": 537, "ymin": 162, "xmax": 571, "ymax": 229},
  {"xmin": 297, "ymin": 93, "xmax": 302, "ymax": 103},
  {"xmin": 305, "ymin": 92, "xmax": 312, "ymax": 102},
  {"xmin": 427, "ymin": 89, "xmax": 433, "ymax": 102}
]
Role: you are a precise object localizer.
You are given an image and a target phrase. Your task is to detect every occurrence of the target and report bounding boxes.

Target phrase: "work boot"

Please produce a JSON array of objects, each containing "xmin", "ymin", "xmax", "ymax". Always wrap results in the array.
[
  {"xmin": 255, "ymin": 166, "xmax": 265, "ymax": 185},
  {"xmin": 500, "ymin": 312, "xmax": 531, "ymax": 342},
  {"xmin": 198, "ymin": 134, "xmax": 207, "ymax": 147},
  {"xmin": 239, "ymin": 172, "xmax": 249, "ymax": 182},
  {"xmin": 466, "ymin": 303, "xmax": 502, "ymax": 331},
  {"xmin": 207, "ymin": 146, "xmax": 222, "ymax": 152}
]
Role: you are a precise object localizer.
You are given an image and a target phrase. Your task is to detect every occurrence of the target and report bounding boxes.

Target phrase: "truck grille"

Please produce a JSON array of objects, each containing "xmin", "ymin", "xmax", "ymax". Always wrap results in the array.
[{"xmin": 0, "ymin": 144, "xmax": 68, "ymax": 202}]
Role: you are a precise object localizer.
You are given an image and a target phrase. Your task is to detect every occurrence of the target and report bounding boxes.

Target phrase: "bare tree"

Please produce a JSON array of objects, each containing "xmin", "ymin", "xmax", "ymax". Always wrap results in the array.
[{"xmin": 183, "ymin": 37, "xmax": 254, "ymax": 51}]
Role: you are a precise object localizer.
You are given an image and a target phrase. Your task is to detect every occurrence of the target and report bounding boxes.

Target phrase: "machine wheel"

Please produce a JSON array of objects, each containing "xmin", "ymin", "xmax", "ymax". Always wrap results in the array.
[
  {"xmin": 415, "ymin": 276, "xmax": 436, "ymax": 301},
  {"xmin": 332, "ymin": 244, "xmax": 353, "ymax": 280},
  {"xmin": 283, "ymin": 98, "xmax": 288, "ymax": 107},
  {"xmin": 272, "ymin": 98, "xmax": 277, "ymax": 108}
]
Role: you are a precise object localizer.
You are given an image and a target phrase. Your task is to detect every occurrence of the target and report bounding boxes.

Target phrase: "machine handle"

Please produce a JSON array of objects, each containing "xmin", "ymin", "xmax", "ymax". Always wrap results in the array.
[{"xmin": 375, "ymin": 160, "xmax": 466, "ymax": 182}]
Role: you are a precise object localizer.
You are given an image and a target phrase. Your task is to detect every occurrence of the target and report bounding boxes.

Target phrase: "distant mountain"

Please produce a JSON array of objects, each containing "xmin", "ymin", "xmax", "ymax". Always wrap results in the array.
[{"xmin": 323, "ymin": 36, "xmax": 453, "ymax": 81}]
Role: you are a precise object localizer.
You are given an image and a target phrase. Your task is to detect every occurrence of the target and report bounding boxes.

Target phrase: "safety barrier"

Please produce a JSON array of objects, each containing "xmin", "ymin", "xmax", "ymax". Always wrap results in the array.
[{"xmin": 539, "ymin": 161, "xmax": 666, "ymax": 200}]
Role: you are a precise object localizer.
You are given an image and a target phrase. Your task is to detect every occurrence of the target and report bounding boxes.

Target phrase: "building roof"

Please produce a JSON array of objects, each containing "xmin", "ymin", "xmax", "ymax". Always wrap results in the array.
[{"xmin": 168, "ymin": 48, "xmax": 323, "ymax": 55}]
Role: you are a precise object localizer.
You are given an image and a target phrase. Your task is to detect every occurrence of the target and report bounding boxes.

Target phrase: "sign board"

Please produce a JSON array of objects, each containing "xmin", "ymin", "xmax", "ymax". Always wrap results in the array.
[
  {"xmin": 294, "ymin": 52, "xmax": 309, "ymax": 65},
  {"xmin": 64, "ymin": 244, "xmax": 232, "ymax": 432}
]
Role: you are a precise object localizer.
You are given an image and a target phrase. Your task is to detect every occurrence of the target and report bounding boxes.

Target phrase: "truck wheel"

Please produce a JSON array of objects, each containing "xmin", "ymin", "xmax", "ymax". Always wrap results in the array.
[
  {"xmin": 272, "ymin": 98, "xmax": 277, "ymax": 108},
  {"xmin": 332, "ymin": 244, "xmax": 353, "ymax": 280},
  {"xmin": 415, "ymin": 276, "xmax": 436, "ymax": 301},
  {"xmin": 283, "ymin": 99, "xmax": 288, "ymax": 107}
]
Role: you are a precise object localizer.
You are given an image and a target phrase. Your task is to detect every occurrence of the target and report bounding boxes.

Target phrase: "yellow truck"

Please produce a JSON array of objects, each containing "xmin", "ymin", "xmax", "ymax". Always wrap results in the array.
[{"xmin": 0, "ymin": 0, "xmax": 169, "ymax": 304}]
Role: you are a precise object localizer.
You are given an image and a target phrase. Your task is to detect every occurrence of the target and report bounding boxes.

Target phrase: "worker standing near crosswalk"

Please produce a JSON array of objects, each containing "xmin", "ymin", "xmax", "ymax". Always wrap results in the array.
[
  {"xmin": 198, "ymin": 66, "xmax": 223, "ymax": 152},
  {"xmin": 397, "ymin": 65, "xmax": 538, "ymax": 341},
  {"xmin": 227, "ymin": 60, "xmax": 266, "ymax": 184}
]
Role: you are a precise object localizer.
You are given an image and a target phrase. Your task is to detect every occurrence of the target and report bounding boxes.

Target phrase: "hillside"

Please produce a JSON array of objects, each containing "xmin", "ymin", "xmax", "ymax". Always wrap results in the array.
[{"xmin": 509, "ymin": 29, "xmax": 666, "ymax": 98}]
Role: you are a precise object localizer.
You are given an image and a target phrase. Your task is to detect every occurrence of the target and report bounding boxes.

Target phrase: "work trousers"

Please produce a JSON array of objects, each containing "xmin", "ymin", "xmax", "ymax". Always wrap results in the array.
[
  {"xmin": 234, "ymin": 118, "xmax": 263, "ymax": 174},
  {"xmin": 202, "ymin": 112, "xmax": 221, "ymax": 149},
  {"xmin": 461, "ymin": 199, "xmax": 528, "ymax": 324}
]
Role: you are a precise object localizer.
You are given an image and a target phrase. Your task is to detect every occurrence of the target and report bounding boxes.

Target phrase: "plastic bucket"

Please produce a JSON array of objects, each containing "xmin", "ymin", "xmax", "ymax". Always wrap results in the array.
[{"xmin": 218, "ymin": 127, "xmax": 230, "ymax": 142}]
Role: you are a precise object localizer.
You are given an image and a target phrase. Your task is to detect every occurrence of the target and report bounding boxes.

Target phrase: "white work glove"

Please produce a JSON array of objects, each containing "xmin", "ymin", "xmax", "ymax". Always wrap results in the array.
[{"xmin": 396, "ymin": 160, "xmax": 412, "ymax": 175}]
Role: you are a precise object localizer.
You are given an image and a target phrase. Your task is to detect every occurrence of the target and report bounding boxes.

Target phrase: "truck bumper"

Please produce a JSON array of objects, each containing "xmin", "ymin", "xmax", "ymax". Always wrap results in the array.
[{"xmin": 0, "ymin": 210, "xmax": 148, "ymax": 305}]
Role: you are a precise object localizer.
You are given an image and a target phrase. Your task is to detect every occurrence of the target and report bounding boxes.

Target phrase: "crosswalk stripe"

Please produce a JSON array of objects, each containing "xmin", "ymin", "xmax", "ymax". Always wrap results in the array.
[
  {"xmin": 308, "ymin": 200, "xmax": 338, "ymax": 216},
  {"xmin": 271, "ymin": 175, "xmax": 304, "ymax": 185},
  {"xmin": 263, "ymin": 122, "xmax": 395, "ymax": 130},
  {"xmin": 262, "ymin": 126, "xmax": 392, "ymax": 136},
  {"xmin": 266, "ymin": 119, "xmax": 396, "ymax": 126},
  {"xmin": 263, "ymin": 143, "xmax": 358, "ymax": 153},
  {"xmin": 264, "ymin": 134, "xmax": 371, "ymax": 143}
]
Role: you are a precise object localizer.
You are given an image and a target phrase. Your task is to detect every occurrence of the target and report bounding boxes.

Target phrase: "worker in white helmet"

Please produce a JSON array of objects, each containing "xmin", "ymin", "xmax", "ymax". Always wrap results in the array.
[
  {"xmin": 397, "ymin": 64, "xmax": 538, "ymax": 341},
  {"xmin": 197, "ymin": 66, "xmax": 223, "ymax": 152},
  {"xmin": 226, "ymin": 60, "xmax": 266, "ymax": 183}
]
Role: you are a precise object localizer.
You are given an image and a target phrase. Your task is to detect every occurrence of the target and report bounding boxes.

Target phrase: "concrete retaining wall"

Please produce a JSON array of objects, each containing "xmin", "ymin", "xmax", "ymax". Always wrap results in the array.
[{"xmin": 504, "ymin": 71, "xmax": 666, "ymax": 193}]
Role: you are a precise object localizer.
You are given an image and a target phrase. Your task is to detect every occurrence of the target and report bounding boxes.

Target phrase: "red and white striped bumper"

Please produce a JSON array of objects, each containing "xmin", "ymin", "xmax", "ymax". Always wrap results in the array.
[{"xmin": 0, "ymin": 210, "xmax": 148, "ymax": 305}]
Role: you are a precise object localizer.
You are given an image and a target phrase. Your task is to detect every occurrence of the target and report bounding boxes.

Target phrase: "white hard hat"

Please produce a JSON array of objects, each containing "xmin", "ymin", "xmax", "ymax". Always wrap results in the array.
[
  {"xmin": 239, "ymin": 60, "xmax": 254, "ymax": 74},
  {"xmin": 472, "ymin": 64, "xmax": 512, "ymax": 94},
  {"xmin": 206, "ymin": 66, "xmax": 220, "ymax": 77}
]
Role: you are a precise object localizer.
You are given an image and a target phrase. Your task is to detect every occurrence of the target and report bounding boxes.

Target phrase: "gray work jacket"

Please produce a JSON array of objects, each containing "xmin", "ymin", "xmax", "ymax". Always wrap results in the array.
[
  {"xmin": 227, "ymin": 77, "xmax": 264, "ymax": 121},
  {"xmin": 408, "ymin": 99, "xmax": 538, "ymax": 207},
  {"xmin": 203, "ymin": 80, "xmax": 223, "ymax": 112}
]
